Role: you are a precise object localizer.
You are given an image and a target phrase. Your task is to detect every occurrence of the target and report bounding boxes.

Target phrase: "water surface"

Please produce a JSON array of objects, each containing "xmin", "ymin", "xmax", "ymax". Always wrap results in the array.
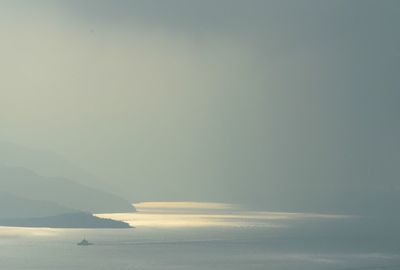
[{"xmin": 0, "ymin": 202, "xmax": 398, "ymax": 270}]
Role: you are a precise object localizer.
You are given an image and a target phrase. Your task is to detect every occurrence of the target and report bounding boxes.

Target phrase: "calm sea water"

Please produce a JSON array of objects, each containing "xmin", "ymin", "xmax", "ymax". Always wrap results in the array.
[{"xmin": 0, "ymin": 202, "xmax": 399, "ymax": 270}]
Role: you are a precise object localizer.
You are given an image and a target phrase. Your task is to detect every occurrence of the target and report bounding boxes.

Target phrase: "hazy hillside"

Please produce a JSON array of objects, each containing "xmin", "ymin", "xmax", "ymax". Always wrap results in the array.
[
  {"xmin": 0, "ymin": 141, "xmax": 118, "ymax": 196},
  {"xmin": 0, "ymin": 192, "xmax": 132, "ymax": 228},
  {"xmin": 0, "ymin": 166, "xmax": 134, "ymax": 214},
  {"xmin": 0, "ymin": 212, "xmax": 132, "ymax": 229},
  {"xmin": 0, "ymin": 192, "xmax": 73, "ymax": 219}
]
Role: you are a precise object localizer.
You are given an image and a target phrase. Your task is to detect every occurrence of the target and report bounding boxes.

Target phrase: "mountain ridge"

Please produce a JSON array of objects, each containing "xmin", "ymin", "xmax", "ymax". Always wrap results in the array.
[{"xmin": 0, "ymin": 165, "xmax": 135, "ymax": 214}]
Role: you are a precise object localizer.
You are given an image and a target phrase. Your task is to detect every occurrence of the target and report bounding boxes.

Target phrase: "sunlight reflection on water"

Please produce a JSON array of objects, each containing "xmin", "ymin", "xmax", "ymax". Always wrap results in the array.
[{"xmin": 96, "ymin": 201, "xmax": 348, "ymax": 229}]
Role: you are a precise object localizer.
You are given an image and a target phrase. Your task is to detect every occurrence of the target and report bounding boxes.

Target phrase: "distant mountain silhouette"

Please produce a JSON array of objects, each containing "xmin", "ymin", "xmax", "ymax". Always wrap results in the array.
[
  {"xmin": 0, "ymin": 142, "xmax": 135, "ymax": 228},
  {"xmin": 0, "ymin": 212, "xmax": 132, "ymax": 228},
  {"xmin": 0, "ymin": 141, "xmax": 120, "ymax": 197},
  {"xmin": 0, "ymin": 192, "xmax": 73, "ymax": 219},
  {"xmin": 0, "ymin": 165, "xmax": 134, "ymax": 214}
]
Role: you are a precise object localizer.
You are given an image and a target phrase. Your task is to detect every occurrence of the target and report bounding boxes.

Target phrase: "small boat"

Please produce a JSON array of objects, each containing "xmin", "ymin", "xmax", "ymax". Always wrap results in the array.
[{"xmin": 77, "ymin": 238, "xmax": 93, "ymax": 246}]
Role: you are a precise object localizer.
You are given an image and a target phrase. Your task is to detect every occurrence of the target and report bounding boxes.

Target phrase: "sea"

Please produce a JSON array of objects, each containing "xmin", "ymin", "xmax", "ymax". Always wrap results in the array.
[{"xmin": 0, "ymin": 202, "xmax": 399, "ymax": 270}]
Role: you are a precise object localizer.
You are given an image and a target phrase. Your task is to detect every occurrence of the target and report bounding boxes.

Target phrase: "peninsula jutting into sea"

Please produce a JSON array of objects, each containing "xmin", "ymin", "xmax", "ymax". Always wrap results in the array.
[
  {"xmin": 0, "ymin": 212, "xmax": 131, "ymax": 228},
  {"xmin": 0, "ymin": 144, "xmax": 134, "ymax": 228}
]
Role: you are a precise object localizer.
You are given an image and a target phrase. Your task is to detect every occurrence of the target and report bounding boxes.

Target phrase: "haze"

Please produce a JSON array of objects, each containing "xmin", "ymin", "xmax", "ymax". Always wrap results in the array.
[{"xmin": 1, "ymin": 0, "xmax": 399, "ymax": 215}]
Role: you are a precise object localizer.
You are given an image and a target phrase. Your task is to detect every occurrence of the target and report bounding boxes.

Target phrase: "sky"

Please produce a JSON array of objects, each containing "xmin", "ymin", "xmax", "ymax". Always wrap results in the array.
[{"xmin": 0, "ymin": 0, "xmax": 399, "ymax": 213}]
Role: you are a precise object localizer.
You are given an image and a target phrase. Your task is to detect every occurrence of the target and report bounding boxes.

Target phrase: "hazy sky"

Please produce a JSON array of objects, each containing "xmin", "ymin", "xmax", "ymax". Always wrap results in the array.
[{"xmin": 1, "ymin": 1, "xmax": 399, "ymax": 212}]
